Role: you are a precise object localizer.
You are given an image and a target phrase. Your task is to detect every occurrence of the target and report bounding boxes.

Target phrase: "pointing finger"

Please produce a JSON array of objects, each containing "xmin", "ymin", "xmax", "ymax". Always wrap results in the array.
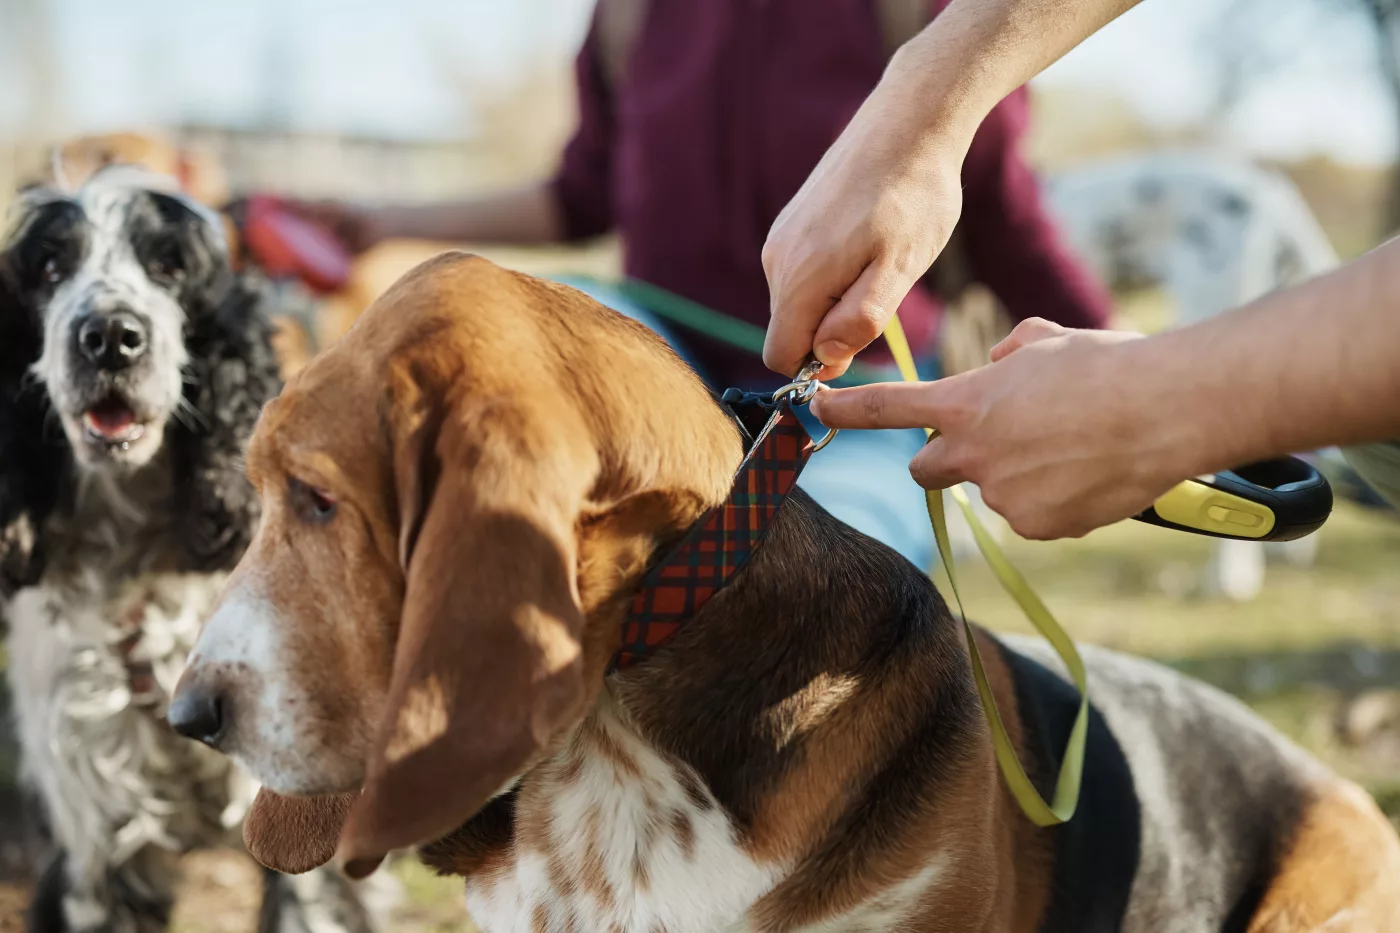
[{"xmin": 810, "ymin": 381, "xmax": 951, "ymax": 431}]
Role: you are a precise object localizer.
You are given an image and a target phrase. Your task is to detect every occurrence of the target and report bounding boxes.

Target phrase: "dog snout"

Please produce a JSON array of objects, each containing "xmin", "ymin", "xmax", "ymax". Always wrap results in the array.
[
  {"xmin": 168, "ymin": 680, "xmax": 228, "ymax": 749},
  {"xmin": 75, "ymin": 310, "xmax": 149, "ymax": 371}
]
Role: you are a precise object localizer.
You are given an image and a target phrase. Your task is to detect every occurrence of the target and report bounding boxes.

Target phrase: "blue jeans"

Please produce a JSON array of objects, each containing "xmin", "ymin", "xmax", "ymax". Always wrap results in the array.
[{"xmin": 556, "ymin": 276, "xmax": 937, "ymax": 572}]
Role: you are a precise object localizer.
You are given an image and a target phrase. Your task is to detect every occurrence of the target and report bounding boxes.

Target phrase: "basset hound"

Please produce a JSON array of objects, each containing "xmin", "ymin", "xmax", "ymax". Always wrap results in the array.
[{"xmin": 171, "ymin": 253, "xmax": 1400, "ymax": 932}]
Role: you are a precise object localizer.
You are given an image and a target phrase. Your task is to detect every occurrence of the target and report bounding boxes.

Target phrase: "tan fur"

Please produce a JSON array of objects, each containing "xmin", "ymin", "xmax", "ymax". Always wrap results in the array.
[
  {"xmin": 52, "ymin": 132, "xmax": 230, "ymax": 207},
  {"xmin": 743, "ymin": 630, "xmax": 1050, "ymax": 933},
  {"xmin": 217, "ymin": 253, "xmax": 740, "ymax": 875},
  {"xmin": 180, "ymin": 252, "xmax": 1400, "ymax": 931},
  {"xmin": 938, "ymin": 285, "xmax": 1012, "ymax": 378},
  {"xmin": 1247, "ymin": 780, "xmax": 1400, "ymax": 931}
]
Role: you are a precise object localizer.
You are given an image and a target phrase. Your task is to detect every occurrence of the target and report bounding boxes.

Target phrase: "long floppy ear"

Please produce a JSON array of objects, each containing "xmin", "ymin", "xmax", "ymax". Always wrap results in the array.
[
  {"xmin": 337, "ymin": 379, "xmax": 594, "ymax": 875},
  {"xmin": 0, "ymin": 242, "xmax": 68, "ymax": 595},
  {"xmin": 242, "ymin": 788, "xmax": 357, "ymax": 875}
]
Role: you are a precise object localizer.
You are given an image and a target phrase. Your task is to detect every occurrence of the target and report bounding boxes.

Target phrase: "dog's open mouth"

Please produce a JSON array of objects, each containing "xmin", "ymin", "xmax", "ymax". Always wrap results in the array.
[{"xmin": 82, "ymin": 395, "xmax": 146, "ymax": 446}]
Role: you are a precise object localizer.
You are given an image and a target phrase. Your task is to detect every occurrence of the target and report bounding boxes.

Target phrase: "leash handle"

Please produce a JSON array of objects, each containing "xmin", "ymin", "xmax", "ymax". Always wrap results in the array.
[
  {"xmin": 1135, "ymin": 458, "xmax": 1332, "ymax": 541},
  {"xmin": 229, "ymin": 195, "xmax": 352, "ymax": 295}
]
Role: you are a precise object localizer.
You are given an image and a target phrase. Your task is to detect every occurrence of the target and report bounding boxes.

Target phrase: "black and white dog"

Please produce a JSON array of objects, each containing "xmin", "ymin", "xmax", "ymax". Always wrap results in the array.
[{"xmin": 0, "ymin": 166, "xmax": 380, "ymax": 933}]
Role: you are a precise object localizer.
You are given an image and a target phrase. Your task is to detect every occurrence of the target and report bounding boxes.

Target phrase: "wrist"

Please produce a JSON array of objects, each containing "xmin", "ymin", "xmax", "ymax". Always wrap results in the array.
[
  {"xmin": 880, "ymin": 7, "xmax": 1025, "ymax": 165},
  {"xmin": 1109, "ymin": 330, "xmax": 1265, "ymax": 486},
  {"xmin": 879, "ymin": 43, "xmax": 983, "ymax": 167}
]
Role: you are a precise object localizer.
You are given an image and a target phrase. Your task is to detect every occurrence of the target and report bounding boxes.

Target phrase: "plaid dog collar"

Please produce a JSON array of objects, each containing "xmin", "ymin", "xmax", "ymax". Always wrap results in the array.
[{"xmin": 610, "ymin": 390, "xmax": 818, "ymax": 670}]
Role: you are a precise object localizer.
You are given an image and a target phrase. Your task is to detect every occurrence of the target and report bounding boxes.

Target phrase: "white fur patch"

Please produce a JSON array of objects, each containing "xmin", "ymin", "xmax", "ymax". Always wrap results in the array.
[
  {"xmin": 464, "ymin": 690, "xmax": 785, "ymax": 933},
  {"xmin": 186, "ymin": 581, "xmax": 281, "ymax": 674},
  {"xmin": 6, "ymin": 570, "xmax": 236, "ymax": 918},
  {"xmin": 184, "ymin": 580, "xmax": 313, "ymax": 788}
]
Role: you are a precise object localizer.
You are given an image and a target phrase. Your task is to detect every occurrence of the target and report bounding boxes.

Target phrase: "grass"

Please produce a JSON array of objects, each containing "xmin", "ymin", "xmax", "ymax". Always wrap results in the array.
[{"xmin": 953, "ymin": 503, "xmax": 1400, "ymax": 657}]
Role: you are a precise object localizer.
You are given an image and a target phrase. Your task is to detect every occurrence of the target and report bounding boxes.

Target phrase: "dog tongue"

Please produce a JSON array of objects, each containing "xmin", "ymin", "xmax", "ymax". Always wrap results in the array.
[{"xmin": 85, "ymin": 400, "xmax": 136, "ymax": 437}]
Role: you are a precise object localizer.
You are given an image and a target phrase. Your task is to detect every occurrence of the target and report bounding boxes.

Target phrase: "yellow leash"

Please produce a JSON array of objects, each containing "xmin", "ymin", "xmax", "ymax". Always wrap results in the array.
[{"xmin": 882, "ymin": 315, "xmax": 1088, "ymax": 826}]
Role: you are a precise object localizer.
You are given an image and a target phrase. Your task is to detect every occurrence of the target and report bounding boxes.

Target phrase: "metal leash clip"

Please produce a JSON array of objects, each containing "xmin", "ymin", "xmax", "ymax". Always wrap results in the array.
[{"xmin": 771, "ymin": 360, "xmax": 838, "ymax": 452}]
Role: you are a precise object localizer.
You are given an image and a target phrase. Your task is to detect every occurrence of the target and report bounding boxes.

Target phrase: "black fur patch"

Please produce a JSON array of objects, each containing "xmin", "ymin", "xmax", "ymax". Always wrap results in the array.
[
  {"xmin": 999, "ymin": 639, "xmax": 1141, "ymax": 932},
  {"xmin": 0, "ymin": 233, "xmax": 69, "ymax": 595},
  {"xmin": 170, "ymin": 267, "xmax": 281, "ymax": 570}
]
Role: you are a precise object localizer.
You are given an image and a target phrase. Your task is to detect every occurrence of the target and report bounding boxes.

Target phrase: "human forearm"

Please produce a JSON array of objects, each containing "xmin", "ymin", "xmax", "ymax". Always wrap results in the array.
[
  {"xmin": 373, "ymin": 183, "xmax": 563, "ymax": 246},
  {"xmin": 1142, "ymin": 237, "xmax": 1400, "ymax": 479},
  {"xmin": 885, "ymin": 0, "xmax": 1145, "ymax": 157},
  {"xmin": 809, "ymin": 240, "xmax": 1400, "ymax": 540}
]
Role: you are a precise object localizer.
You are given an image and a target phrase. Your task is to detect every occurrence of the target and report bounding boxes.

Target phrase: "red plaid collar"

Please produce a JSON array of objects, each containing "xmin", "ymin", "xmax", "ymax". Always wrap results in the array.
[{"xmin": 611, "ymin": 398, "xmax": 815, "ymax": 670}]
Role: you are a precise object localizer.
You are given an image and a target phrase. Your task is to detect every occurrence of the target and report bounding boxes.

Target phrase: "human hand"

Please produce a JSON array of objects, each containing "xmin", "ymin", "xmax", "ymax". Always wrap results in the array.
[
  {"xmin": 809, "ymin": 318, "xmax": 1191, "ymax": 540},
  {"xmin": 285, "ymin": 199, "xmax": 388, "ymax": 256},
  {"xmin": 761, "ymin": 85, "xmax": 967, "ymax": 379}
]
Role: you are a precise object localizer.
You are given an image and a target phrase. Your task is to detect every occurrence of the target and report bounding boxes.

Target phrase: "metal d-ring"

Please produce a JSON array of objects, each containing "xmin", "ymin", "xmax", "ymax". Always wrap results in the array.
[
  {"xmin": 770, "ymin": 361, "xmax": 839, "ymax": 452},
  {"xmin": 806, "ymin": 381, "xmax": 838, "ymax": 451},
  {"xmin": 809, "ymin": 423, "xmax": 838, "ymax": 452},
  {"xmin": 770, "ymin": 359, "xmax": 825, "ymax": 406}
]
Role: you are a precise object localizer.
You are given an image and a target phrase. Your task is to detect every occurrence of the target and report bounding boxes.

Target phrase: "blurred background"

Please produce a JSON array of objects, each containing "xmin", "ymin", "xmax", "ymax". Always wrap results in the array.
[{"xmin": 4, "ymin": 1, "xmax": 1400, "ymax": 930}]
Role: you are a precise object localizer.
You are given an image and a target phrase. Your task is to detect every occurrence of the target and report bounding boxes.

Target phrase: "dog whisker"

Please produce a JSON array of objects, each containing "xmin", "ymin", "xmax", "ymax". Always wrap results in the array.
[{"xmin": 173, "ymin": 396, "xmax": 208, "ymax": 432}]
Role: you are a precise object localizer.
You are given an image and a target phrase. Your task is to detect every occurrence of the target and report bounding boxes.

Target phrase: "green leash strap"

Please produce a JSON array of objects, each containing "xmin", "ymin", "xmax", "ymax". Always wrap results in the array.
[{"xmin": 609, "ymin": 278, "xmax": 890, "ymax": 386}]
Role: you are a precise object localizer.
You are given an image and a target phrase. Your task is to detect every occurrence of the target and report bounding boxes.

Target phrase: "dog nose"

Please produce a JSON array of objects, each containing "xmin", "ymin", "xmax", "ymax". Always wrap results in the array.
[
  {"xmin": 167, "ymin": 688, "xmax": 226, "ymax": 748},
  {"xmin": 76, "ymin": 311, "xmax": 148, "ymax": 370}
]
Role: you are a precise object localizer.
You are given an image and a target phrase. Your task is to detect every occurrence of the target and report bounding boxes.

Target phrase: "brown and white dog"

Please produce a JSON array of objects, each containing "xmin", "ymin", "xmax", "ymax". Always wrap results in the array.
[{"xmin": 170, "ymin": 253, "xmax": 1400, "ymax": 932}]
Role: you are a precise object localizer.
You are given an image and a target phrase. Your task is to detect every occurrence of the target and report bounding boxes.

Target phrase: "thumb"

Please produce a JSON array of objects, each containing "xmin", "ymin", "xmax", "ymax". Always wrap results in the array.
[
  {"xmin": 989, "ymin": 317, "xmax": 1066, "ymax": 363},
  {"xmin": 809, "ymin": 261, "xmax": 912, "ymax": 378}
]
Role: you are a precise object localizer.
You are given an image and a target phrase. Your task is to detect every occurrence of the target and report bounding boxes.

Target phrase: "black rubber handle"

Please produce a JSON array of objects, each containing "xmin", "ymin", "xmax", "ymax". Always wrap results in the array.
[{"xmin": 1133, "ymin": 456, "xmax": 1332, "ymax": 541}]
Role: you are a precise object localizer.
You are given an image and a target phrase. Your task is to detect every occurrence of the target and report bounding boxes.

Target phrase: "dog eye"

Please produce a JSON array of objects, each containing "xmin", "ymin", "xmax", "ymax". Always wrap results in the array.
[
  {"xmin": 146, "ymin": 255, "xmax": 186, "ymax": 284},
  {"xmin": 289, "ymin": 478, "xmax": 337, "ymax": 523},
  {"xmin": 42, "ymin": 257, "xmax": 64, "ymax": 284}
]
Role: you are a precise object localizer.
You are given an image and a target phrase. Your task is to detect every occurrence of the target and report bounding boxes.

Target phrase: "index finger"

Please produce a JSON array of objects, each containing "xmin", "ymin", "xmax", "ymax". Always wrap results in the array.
[{"xmin": 810, "ymin": 380, "xmax": 953, "ymax": 431}]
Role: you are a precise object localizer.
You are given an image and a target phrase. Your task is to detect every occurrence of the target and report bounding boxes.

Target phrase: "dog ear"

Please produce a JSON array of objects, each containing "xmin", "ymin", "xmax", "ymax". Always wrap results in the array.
[
  {"xmin": 171, "ymin": 273, "xmax": 281, "ymax": 571},
  {"xmin": 336, "ymin": 376, "xmax": 593, "ymax": 876},
  {"xmin": 0, "ymin": 271, "xmax": 65, "ymax": 596},
  {"xmin": 242, "ymin": 788, "xmax": 359, "ymax": 875}
]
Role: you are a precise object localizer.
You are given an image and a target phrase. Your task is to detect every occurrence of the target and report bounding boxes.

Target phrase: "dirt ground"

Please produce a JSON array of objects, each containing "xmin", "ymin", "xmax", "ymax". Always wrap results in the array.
[{"xmin": 0, "ymin": 848, "xmax": 475, "ymax": 933}]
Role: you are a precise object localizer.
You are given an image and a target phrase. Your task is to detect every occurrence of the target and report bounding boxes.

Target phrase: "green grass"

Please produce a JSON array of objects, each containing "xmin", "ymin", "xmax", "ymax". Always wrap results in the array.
[
  {"xmin": 953, "ymin": 501, "xmax": 1400, "ymax": 657},
  {"xmin": 390, "ymin": 859, "xmax": 477, "ymax": 933}
]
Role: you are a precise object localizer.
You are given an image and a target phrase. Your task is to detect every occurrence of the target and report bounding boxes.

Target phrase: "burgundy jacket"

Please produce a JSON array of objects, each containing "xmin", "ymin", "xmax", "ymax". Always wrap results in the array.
[{"xmin": 551, "ymin": 0, "xmax": 1112, "ymax": 388}]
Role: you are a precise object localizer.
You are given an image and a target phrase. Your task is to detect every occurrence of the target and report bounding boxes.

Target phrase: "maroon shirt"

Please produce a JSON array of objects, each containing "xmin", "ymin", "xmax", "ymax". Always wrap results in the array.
[{"xmin": 552, "ymin": 0, "xmax": 1112, "ymax": 388}]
